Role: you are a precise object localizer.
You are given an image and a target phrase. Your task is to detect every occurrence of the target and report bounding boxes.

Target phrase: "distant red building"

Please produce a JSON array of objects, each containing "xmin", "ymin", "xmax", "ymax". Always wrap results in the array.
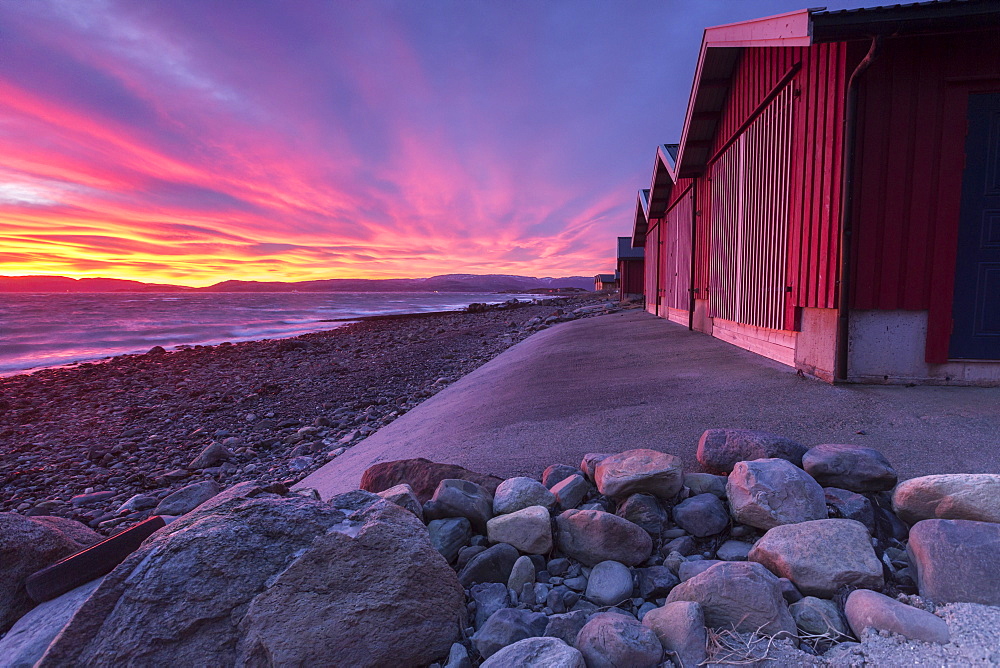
[
  {"xmin": 594, "ymin": 273, "xmax": 618, "ymax": 292},
  {"xmin": 633, "ymin": 1, "xmax": 1000, "ymax": 385},
  {"xmin": 617, "ymin": 236, "xmax": 644, "ymax": 302}
]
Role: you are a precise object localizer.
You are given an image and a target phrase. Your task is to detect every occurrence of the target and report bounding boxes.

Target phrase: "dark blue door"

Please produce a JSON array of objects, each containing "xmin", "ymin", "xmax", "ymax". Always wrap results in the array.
[{"xmin": 950, "ymin": 92, "xmax": 1000, "ymax": 360}]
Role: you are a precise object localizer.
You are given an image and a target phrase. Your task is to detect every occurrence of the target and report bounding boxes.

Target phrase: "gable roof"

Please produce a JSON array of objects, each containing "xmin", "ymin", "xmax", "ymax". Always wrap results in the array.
[
  {"xmin": 672, "ymin": 0, "xmax": 1000, "ymax": 179},
  {"xmin": 618, "ymin": 236, "xmax": 644, "ymax": 260},
  {"xmin": 631, "ymin": 188, "xmax": 650, "ymax": 247}
]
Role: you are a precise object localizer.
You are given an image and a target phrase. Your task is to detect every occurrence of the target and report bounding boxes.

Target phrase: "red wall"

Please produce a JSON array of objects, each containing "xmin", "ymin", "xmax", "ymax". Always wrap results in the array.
[
  {"xmin": 618, "ymin": 258, "xmax": 644, "ymax": 300},
  {"xmin": 849, "ymin": 31, "xmax": 1000, "ymax": 361},
  {"xmin": 661, "ymin": 44, "xmax": 852, "ymax": 330}
]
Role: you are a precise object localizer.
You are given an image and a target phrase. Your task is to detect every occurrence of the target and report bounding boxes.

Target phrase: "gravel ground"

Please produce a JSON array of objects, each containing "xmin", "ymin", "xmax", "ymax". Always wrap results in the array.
[
  {"xmin": 0, "ymin": 293, "xmax": 617, "ymax": 534},
  {"xmin": 702, "ymin": 601, "xmax": 1000, "ymax": 666}
]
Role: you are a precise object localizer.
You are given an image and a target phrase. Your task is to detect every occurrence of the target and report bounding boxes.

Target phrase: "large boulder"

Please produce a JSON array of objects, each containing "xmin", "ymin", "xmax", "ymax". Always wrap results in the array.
[
  {"xmin": 906, "ymin": 519, "xmax": 1000, "ymax": 605},
  {"xmin": 844, "ymin": 589, "xmax": 949, "ymax": 644},
  {"xmin": 486, "ymin": 506, "xmax": 552, "ymax": 554},
  {"xmin": 892, "ymin": 474, "xmax": 1000, "ymax": 525},
  {"xmin": 594, "ymin": 449, "xmax": 683, "ymax": 500},
  {"xmin": 616, "ymin": 493, "xmax": 669, "ymax": 536},
  {"xmin": 584, "ymin": 560, "xmax": 634, "ymax": 606},
  {"xmin": 481, "ymin": 636, "xmax": 585, "ymax": 667},
  {"xmin": 801, "ymin": 444, "xmax": 897, "ymax": 492},
  {"xmin": 153, "ymin": 480, "xmax": 221, "ymax": 515},
  {"xmin": 472, "ymin": 608, "xmax": 548, "ymax": 659},
  {"xmin": 188, "ymin": 440, "xmax": 233, "ymax": 469},
  {"xmin": 493, "ymin": 477, "xmax": 555, "ymax": 515},
  {"xmin": 789, "ymin": 596, "xmax": 849, "ymax": 638},
  {"xmin": 726, "ymin": 458, "xmax": 827, "ymax": 530},
  {"xmin": 575, "ymin": 612, "xmax": 662, "ymax": 668},
  {"xmin": 672, "ymin": 493, "xmax": 730, "ymax": 537},
  {"xmin": 642, "ymin": 601, "xmax": 707, "ymax": 668},
  {"xmin": 554, "ymin": 509, "xmax": 652, "ymax": 566},
  {"xmin": 697, "ymin": 429, "xmax": 808, "ymax": 474},
  {"xmin": 824, "ymin": 487, "xmax": 876, "ymax": 533},
  {"xmin": 459, "ymin": 543, "xmax": 521, "ymax": 587},
  {"xmin": 36, "ymin": 483, "xmax": 466, "ymax": 667},
  {"xmin": 360, "ymin": 458, "xmax": 503, "ymax": 503},
  {"xmin": 0, "ymin": 514, "xmax": 101, "ymax": 633},
  {"xmin": 748, "ymin": 519, "xmax": 883, "ymax": 597},
  {"xmin": 665, "ymin": 561, "xmax": 797, "ymax": 639},
  {"xmin": 424, "ymin": 479, "xmax": 494, "ymax": 533},
  {"xmin": 428, "ymin": 517, "xmax": 472, "ymax": 563}
]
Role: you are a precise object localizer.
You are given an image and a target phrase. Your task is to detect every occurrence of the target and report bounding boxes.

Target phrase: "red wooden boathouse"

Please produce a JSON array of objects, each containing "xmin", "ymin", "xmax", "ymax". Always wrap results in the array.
[
  {"xmin": 632, "ymin": 0, "xmax": 1000, "ymax": 384},
  {"xmin": 617, "ymin": 236, "xmax": 645, "ymax": 302}
]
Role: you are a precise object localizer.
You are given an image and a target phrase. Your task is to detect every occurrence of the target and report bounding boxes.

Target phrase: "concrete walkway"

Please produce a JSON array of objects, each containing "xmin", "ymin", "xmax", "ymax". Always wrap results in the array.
[{"xmin": 297, "ymin": 310, "xmax": 1000, "ymax": 499}]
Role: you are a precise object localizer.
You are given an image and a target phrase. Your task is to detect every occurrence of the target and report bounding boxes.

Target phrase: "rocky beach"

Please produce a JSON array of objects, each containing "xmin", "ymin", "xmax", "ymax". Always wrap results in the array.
[{"xmin": 0, "ymin": 294, "xmax": 618, "ymax": 534}]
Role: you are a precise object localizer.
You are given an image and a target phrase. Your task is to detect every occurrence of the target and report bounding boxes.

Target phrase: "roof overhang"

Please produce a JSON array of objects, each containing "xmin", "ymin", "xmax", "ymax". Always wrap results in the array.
[
  {"xmin": 631, "ymin": 188, "xmax": 650, "ymax": 247},
  {"xmin": 648, "ymin": 145, "xmax": 677, "ymax": 218},
  {"xmin": 672, "ymin": 1, "xmax": 1000, "ymax": 179}
]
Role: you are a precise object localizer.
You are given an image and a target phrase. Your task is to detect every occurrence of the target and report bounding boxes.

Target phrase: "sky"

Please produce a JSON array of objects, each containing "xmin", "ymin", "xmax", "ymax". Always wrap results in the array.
[{"xmin": 0, "ymin": 0, "xmax": 873, "ymax": 286}]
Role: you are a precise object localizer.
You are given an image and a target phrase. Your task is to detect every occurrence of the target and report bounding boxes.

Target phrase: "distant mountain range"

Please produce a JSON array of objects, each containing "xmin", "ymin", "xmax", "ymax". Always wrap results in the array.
[{"xmin": 0, "ymin": 274, "xmax": 594, "ymax": 293}]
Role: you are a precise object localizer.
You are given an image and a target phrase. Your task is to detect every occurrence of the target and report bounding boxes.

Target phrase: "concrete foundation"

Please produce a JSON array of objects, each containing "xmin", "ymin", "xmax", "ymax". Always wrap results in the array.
[
  {"xmin": 848, "ymin": 310, "xmax": 1000, "ymax": 385},
  {"xmin": 794, "ymin": 308, "xmax": 838, "ymax": 382}
]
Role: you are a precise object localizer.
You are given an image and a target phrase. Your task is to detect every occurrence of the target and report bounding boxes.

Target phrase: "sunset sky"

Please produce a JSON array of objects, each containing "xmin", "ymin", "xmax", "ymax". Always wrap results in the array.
[{"xmin": 1, "ymin": 0, "xmax": 872, "ymax": 286}]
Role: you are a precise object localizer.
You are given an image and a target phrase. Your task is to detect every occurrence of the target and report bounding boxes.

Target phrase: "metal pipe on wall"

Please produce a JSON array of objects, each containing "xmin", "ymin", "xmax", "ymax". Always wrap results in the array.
[{"xmin": 836, "ymin": 36, "xmax": 882, "ymax": 381}]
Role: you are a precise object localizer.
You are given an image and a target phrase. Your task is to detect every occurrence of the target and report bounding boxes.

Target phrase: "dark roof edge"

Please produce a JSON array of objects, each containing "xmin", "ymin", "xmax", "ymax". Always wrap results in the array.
[{"xmin": 811, "ymin": 0, "xmax": 1000, "ymax": 42}]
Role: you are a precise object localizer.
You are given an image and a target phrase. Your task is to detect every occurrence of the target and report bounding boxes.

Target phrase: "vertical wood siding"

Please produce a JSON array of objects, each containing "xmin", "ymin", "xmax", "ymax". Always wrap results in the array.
[
  {"xmin": 708, "ymin": 84, "xmax": 794, "ymax": 330},
  {"xmin": 644, "ymin": 222, "xmax": 661, "ymax": 316},
  {"xmin": 663, "ymin": 188, "xmax": 694, "ymax": 310}
]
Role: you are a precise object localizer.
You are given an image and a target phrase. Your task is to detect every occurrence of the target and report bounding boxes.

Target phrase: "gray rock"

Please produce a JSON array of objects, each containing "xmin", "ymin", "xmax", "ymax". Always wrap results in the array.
[
  {"xmin": 683, "ymin": 472, "xmax": 728, "ymax": 499},
  {"xmin": 575, "ymin": 612, "xmax": 662, "ymax": 668},
  {"xmin": 69, "ymin": 491, "xmax": 115, "ymax": 507},
  {"xmin": 444, "ymin": 642, "xmax": 472, "ymax": 668},
  {"xmin": 472, "ymin": 582, "xmax": 512, "ymax": 629},
  {"xmin": 789, "ymin": 596, "xmax": 849, "ymax": 638},
  {"xmin": 726, "ymin": 458, "xmax": 827, "ymax": 530},
  {"xmin": 716, "ymin": 540, "xmax": 752, "ymax": 561},
  {"xmin": 359, "ymin": 458, "xmax": 502, "ymax": 503},
  {"xmin": 0, "ymin": 578, "xmax": 103, "ymax": 668},
  {"xmin": 0, "ymin": 514, "xmax": 101, "ymax": 634},
  {"xmin": 486, "ymin": 506, "xmax": 552, "ymax": 554},
  {"xmin": 547, "ymin": 558, "xmax": 571, "ymax": 577},
  {"xmin": 153, "ymin": 480, "xmax": 221, "ymax": 516},
  {"xmin": 38, "ymin": 485, "xmax": 466, "ymax": 667},
  {"xmin": 428, "ymin": 517, "xmax": 472, "ymax": 563},
  {"xmin": 748, "ymin": 519, "xmax": 883, "ymax": 597},
  {"xmin": 555, "ymin": 509, "xmax": 652, "ymax": 566},
  {"xmin": 892, "ymin": 474, "xmax": 1000, "ymax": 525},
  {"xmin": 508, "ymin": 555, "xmax": 536, "ymax": 594},
  {"xmin": 697, "ymin": 429, "xmax": 808, "ymax": 474},
  {"xmin": 481, "ymin": 636, "xmax": 585, "ymax": 667},
  {"xmin": 425, "ymin": 479, "xmax": 494, "ymax": 533},
  {"xmin": 642, "ymin": 601, "xmax": 707, "ymax": 668},
  {"xmin": 665, "ymin": 561, "xmax": 797, "ymax": 639},
  {"xmin": 458, "ymin": 545, "xmax": 487, "ymax": 569},
  {"xmin": 493, "ymin": 477, "xmax": 556, "ymax": 515},
  {"xmin": 550, "ymin": 475, "xmax": 592, "ymax": 511},
  {"xmin": 564, "ymin": 575, "xmax": 588, "ymax": 592},
  {"xmin": 329, "ymin": 489, "xmax": 382, "ymax": 516},
  {"xmin": 679, "ymin": 560, "xmax": 721, "ymax": 581},
  {"xmin": 585, "ymin": 560, "xmax": 634, "ymax": 606},
  {"xmin": 824, "ymin": 487, "xmax": 876, "ymax": 533},
  {"xmin": 616, "ymin": 493, "xmax": 669, "ymax": 536},
  {"xmin": 672, "ymin": 493, "xmax": 730, "ymax": 537},
  {"xmin": 844, "ymin": 589, "xmax": 949, "ymax": 644},
  {"xmin": 188, "ymin": 440, "xmax": 233, "ymax": 469},
  {"xmin": 802, "ymin": 444, "xmax": 897, "ymax": 492},
  {"xmin": 636, "ymin": 566, "xmax": 679, "ymax": 599},
  {"xmin": 546, "ymin": 585, "xmax": 580, "ymax": 614},
  {"xmin": 778, "ymin": 578, "xmax": 803, "ymax": 604},
  {"xmin": 594, "ymin": 449, "xmax": 684, "ymax": 500},
  {"xmin": 543, "ymin": 465, "xmax": 584, "ymax": 490},
  {"xmin": 459, "ymin": 543, "xmax": 521, "ymax": 588},
  {"xmin": 544, "ymin": 610, "xmax": 589, "ymax": 647},
  {"xmin": 472, "ymin": 608, "xmax": 548, "ymax": 659},
  {"xmin": 116, "ymin": 494, "xmax": 158, "ymax": 514},
  {"xmin": 662, "ymin": 535, "xmax": 697, "ymax": 557},
  {"xmin": 375, "ymin": 483, "xmax": 423, "ymax": 518},
  {"xmin": 580, "ymin": 453, "xmax": 611, "ymax": 482},
  {"xmin": 907, "ymin": 519, "xmax": 1000, "ymax": 605}
]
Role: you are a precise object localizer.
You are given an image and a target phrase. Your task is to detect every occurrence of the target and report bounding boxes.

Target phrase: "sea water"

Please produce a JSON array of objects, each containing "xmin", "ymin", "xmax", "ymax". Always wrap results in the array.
[{"xmin": 0, "ymin": 292, "xmax": 547, "ymax": 376}]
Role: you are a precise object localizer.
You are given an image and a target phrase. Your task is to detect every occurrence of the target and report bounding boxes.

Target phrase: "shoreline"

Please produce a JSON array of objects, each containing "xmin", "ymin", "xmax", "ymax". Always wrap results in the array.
[
  {"xmin": 0, "ymin": 294, "xmax": 620, "ymax": 534},
  {"xmin": 0, "ymin": 293, "xmax": 562, "ymax": 379}
]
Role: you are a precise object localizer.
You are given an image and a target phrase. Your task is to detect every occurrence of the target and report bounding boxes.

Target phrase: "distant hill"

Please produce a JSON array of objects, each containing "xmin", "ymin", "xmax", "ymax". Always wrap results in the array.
[{"xmin": 0, "ymin": 274, "xmax": 594, "ymax": 293}]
